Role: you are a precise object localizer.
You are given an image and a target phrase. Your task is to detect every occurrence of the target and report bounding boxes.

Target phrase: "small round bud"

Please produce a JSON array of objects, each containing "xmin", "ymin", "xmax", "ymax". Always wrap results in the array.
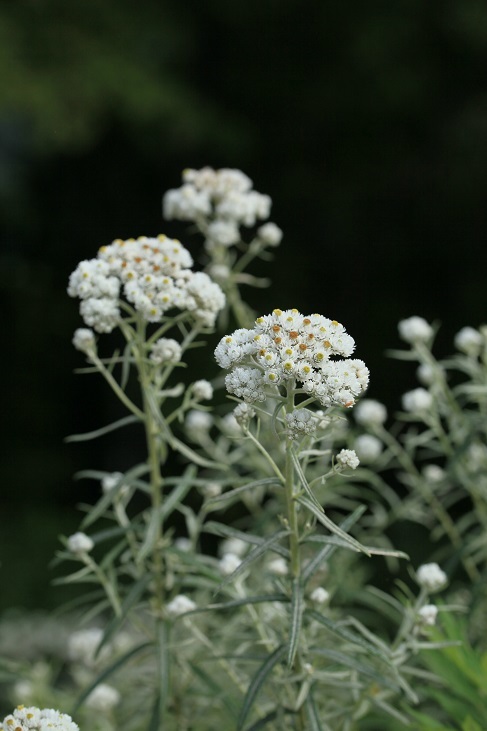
[
  {"xmin": 67, "ymin": 532, "xmax": 94, "ymax": 554},
  {"xmin": 416, "ymin": 563, "xmax": 447, "ymax": 593}
]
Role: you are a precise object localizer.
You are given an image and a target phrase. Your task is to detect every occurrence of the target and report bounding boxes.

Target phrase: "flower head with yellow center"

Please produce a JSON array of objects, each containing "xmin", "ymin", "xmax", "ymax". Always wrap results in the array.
[{"xmin": 215, "ymin": 308, "xmax": 369, "ymax": 408}]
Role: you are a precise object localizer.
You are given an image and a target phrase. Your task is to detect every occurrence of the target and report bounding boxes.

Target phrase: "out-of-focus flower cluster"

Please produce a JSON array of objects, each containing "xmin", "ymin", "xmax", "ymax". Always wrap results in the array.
[
  {"xmin": 0, "ymin": 706, "xmax": 79, "ymax": 731},
  {"xmin": 68, "ymin": 235, "xmax": 225, "ymax": 332},
  {"xmin": 215, "ymin": 308, "xmax": 369, "ymax": 408},
  {"xmin": 163, "ymin": 167, "xmax": 275, "ymax": 237}
]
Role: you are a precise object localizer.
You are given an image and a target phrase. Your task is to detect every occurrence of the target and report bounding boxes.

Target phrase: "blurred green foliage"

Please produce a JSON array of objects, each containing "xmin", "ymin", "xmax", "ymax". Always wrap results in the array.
[{"xmin": 2, "ymin": 0, "xmax": 487, "ymax": 609}]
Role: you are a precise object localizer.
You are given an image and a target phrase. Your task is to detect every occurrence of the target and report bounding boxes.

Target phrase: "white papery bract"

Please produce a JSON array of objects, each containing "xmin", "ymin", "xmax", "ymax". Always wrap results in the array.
[
  {"xmin": 310, "ymin": 587, "xmax": 330, "ymax": 604},
  {"xmin": 192, "ymin": 379, "xmax": 213, "ymax": 401},
  {"xmin": 0, "ymin": 706, "xmax": 79, "ymax": 731},
  {"xmin": 257, "ymin": 222, "xmax": 283, "ymax": 246},
  {"xmin": 68, "ymin": 235, "xmax": 225, "ymax": 332},
  {"xmin": 215, "ymin": 309, "xmax": 368, "ymax": 409}
]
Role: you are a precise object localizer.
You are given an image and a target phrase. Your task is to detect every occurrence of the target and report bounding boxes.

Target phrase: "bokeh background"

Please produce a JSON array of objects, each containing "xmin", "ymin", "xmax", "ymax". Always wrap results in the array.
[{"xmin": 2, "ymin": 0, "xmax": 487, "ymax": 610}]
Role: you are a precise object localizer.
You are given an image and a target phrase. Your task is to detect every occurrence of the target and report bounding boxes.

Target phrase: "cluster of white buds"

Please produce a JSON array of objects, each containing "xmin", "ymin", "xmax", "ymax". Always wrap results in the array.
[
  {"xmin": 68, "ymin": 235, "xmax": 225, "ymax": 333},
  {"xmin": 336, "ymin": 449, "xmax": 360, "ymax": 470},
  {"xmin": 402, "ymin": 388, "xmax": 433, "ymax": 413},
  {"xmin": 215, "ymin": 309, "xmax": 369, "ymax": 408},
  {"xmin": 354, "ymin": 399, "xmax": 387, "ymax": 427},
  {"xmin": 454, "ymin": 326, "xmax": 484, "ymax": 357},
  {"xmin": 67, "ymin": 532, "xmax": 94, "ymax": 554},
  {"xmin": 150, "ymin": 337, "xmax": 182, "ymax": 365},
  {"xmin": 166, "ymin": 594, "xmax": 197, "ymax": 617},
  {"xmin": 0, "ymin": 706, "xmax": 79, "ymax": 731},
  {"xmin": 416, "ymin": 563, "xmax": 447, "ymax": 593},
  {"xmin": 354, "ymin": 434, "xmax": 383, "ymax": 463},
  {"xmin": 398, "ymin": 316, "xmax": 434, "ymax": 345},
  {"xmin": 285, "ymin": 408, "xmax": 316, "ymax": 440},
  {"xmin": 163, "ymin": 167, "xmax": 274, "ymax": 234}
]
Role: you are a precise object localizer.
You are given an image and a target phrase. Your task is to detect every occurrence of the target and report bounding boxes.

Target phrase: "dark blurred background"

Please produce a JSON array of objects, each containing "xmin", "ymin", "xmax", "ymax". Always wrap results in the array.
[{"xmin": 2, "ymin": 0, "xmax": 487, "ymax": 609}]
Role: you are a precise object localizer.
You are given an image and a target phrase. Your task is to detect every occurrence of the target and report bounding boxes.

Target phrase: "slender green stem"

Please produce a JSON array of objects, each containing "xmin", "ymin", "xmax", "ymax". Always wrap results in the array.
[
  {"xmin": 83, "ymin": 555, "xmax": 122, "ymax": 617},
  {"xmin": 91, "ymin": 353, "xmax": 145, "ymax": 421},
  {"xmin": 243, "ymin": 426, "xmax": 286, "ymax": 483}
]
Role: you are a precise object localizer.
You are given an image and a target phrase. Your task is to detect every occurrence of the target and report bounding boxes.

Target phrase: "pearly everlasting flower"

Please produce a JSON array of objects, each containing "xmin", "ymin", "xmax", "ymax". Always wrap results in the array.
[
  {"xmin": 454, "ymin": 326, "xmax": 483, "ymax": 356},
  {"xmin": 354, "ymin": 399, "xmax": 387, "ymax": 427},
  {"xmin": 150, "ymin": 338, "xmax": 182, "ymax": 365},
  {"xmin": 174, "ymin": 537, "xmax": 192, "ymax": 552},
  {"xmin": 101, "ymin": 471, "xmax": 126, "ymax": 493},
  {"xmin": 220, "ymin": 412, "xmax": 242, "ymax": 437},
  {"xmin": 206, "ymin": 220, "xmax": 240, "ymax": 247},
  {"xmin": 163, "ymin": 168, "xmax": 273, "ymax": 232},
  {"xmin": 86, "ymin": 683, "xmax": 121, "ymax": 712},
  {"xmin": 0, "ymin": 706, "xmax": 79, "ymax": 731},
  {"xmin": 68, "ymin": 235, "xmax": 225, "ymax": 332},
  {"xmin": 206, "ymin": 263, "xmax": 231, "ymax": 281},
  {"xmin": 215, "ymin": 309, "xmax": 368, "ymax": 409},
  {"xmin": 398, "ymin": 316, "xmax": 434, "ymax": 345},
  {"xmin": 72, "ymin": 328, "xmax": 96, "ymax": 354},
  {"xmin": 417, "ymin": 604, "xmax": 438, "ymax": 626},
  {"xmin": 285, "ymin": 408, "xmax": 316, "ymax": 440},
  {"xmin": 166, "ymin": 594, "xmax": 197, "ymax": 617},
  {"xmin": 267, "ymin": 558, "xmax": 288, "ymax": 576},
  {"xmin": 310, "ymin": 587, "xmax": 330, "ymax": 604},
  {"xmin": 416, "ymin": 563, "xmax": 447, "ymax": 593},
  {"xmin": 354, "ymin": 434, "xmax": 382, "ymax": 464},
  {"xmin": 219, "ymin": 552, "xmax": 242, "ymax": 575},
  {"xmin": 416, "ymin": 363, "xmax": 436, "ymax": 386},
  {"xmin": 336, "ymin": 449, "xmax": 360, "ymax": 470},
  {"xmin": 192, "ymin": 379, "xmax": 213, "ymax": 401},
  {"xmin": 257, "ymin": 222, "xmax": 283, "ymax": 246},
  {"xmin": 220, "ymin": 537, "xmax": 248, "ymax": 557},
  {"xmin": 67, "ymin": 532, "xmax": 94, "ymax": 554},
  {"xmin": 201, "ymin": 482, "xmax": 222, "ymax": 499},
  {"xmin": 402, "ymin": 388, "xmax": 433, "ymax": 413},
  {"xmin": 422, "ymin": 464, "xmax": 445, "ymax": 483},
  {"xmin": 68, "ymin": 628, "xmax": 104, "ymax": 666},
  {"xmin": 233, "ymin": 402, "xmax": 256, "ymax": 427},
  {"xmin": 185, "ymin": 410, "xmax": 213, "ymax": 441}
]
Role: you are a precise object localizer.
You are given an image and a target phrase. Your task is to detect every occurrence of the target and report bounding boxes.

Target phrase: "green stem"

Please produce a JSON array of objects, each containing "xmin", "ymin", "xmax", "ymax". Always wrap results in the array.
[{"xmin": 91, "ymin": 353, "xmax": 145, "ymax": 421}]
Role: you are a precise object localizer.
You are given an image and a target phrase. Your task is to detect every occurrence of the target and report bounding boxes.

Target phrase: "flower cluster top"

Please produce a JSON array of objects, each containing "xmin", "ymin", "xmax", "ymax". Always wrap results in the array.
[
  {"xmin": 163, "ymin": 167, "xmax": 275, "ymax": 247},
  {"xmin": 68, "ymin": 235, "xmax": 225, "ymax": 332},
  {"xmin": 0, "ymin": 706, "xmax": 79, "ymax": 731},
  {"xmin": 215, "ymin": 308, "xmax": 369, "ymax": 408}
]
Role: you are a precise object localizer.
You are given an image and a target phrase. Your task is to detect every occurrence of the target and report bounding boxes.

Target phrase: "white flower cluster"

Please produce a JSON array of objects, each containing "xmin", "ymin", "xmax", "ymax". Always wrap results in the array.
[
  {"xmin": 86, "ymin": 684, "xmax": 121, "ymax": 712},
  {"xmin": 454, "ymin": 326, "xmax": 483, "ymax": 356},
  {"xmin": 215, "ymin": 309, "xmax": 369, "ymax": 408},
  {"xmin": 402, "ymin": 388, "xmax": 433, "ymax": 413},
  {"xmin": 0, "ymin": 706, "xmax": 79, "ymax": 731},
  {"xmin": 68, "ymin": 235, "xmax": 225, "ymax": 332},
  {"xmin": 285, "ymin": 408, "xmax": 316, "ymax": 440},
  {"xmin": 163, "ymin": 167, "xmax": 273, "ymax": 232},
  {"xmin": 354, "ymin": 434, "xmax": 382, "ymax": 463},
  {"xmin": 150, "ymin": 337, "xmax": 182, "ymax": 364},
  {"xmin": 336, "ymin": 449, "xmax": 360, "ymax": 470},
  {"xmin": 354, "ymin": 399, "xmax": 387, "ymax": 427}
]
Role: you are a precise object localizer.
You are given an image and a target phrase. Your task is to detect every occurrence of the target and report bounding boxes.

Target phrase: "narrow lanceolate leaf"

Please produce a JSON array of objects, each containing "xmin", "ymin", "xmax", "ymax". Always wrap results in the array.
[
  {"xmin": 305, "ymin": 691, "xmax": 327, "ymax": 731},
  {"xmin": 95, "ymin": 574, "xmax": 152, "ymax": 658},
  {"xmin": 302, "ymin": 506, "xmax": 366, "ymax": 584},
  {"xmin": 204, "ymin": 522, "xmax": 290, "ymax": 559},
  {"xmin": 206, "ymin": 478, "xmax": 281, "ymax": 506},
  {"xmin": 218, "ymin": 530, "xmax": 291, "ymax": 589},
  {"xmin": 311, "ymin": 647, "xmax": 400, "ymax": 692},
  {"xmin": 237, "ymin": 645, "xmax": 286, "ymax": 730},
  {"xmin": 73, "ymin": 641, "xmax": 153, "ymax": 711},
  {"xmin": 290, "ymin": 448, "xmax": 324, "ymax": 512},
  {"xmin": 287, "ymin": 579, "xmax": 304, "ymax": 668},
  {"xmin": 307, "ymin": 609, "xmax": 389, "ymax": 660},
  {"xmin": 64, "ymin": 415, "xmax": 140, "ymax": 442},
  {"xmin": 297, "ymin": 496, "xmax": 370, "ymax": 556},
  {"xmin": 160, "ymin": 465, "xmax": 197, "ymax": 520},
  {"xmin": 169, "ymin": 434, "xmax": 229, "ymax": 470},
  {"xmin": 193, "ymin": 594, "xmax": 288, "ymax": 614}
]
